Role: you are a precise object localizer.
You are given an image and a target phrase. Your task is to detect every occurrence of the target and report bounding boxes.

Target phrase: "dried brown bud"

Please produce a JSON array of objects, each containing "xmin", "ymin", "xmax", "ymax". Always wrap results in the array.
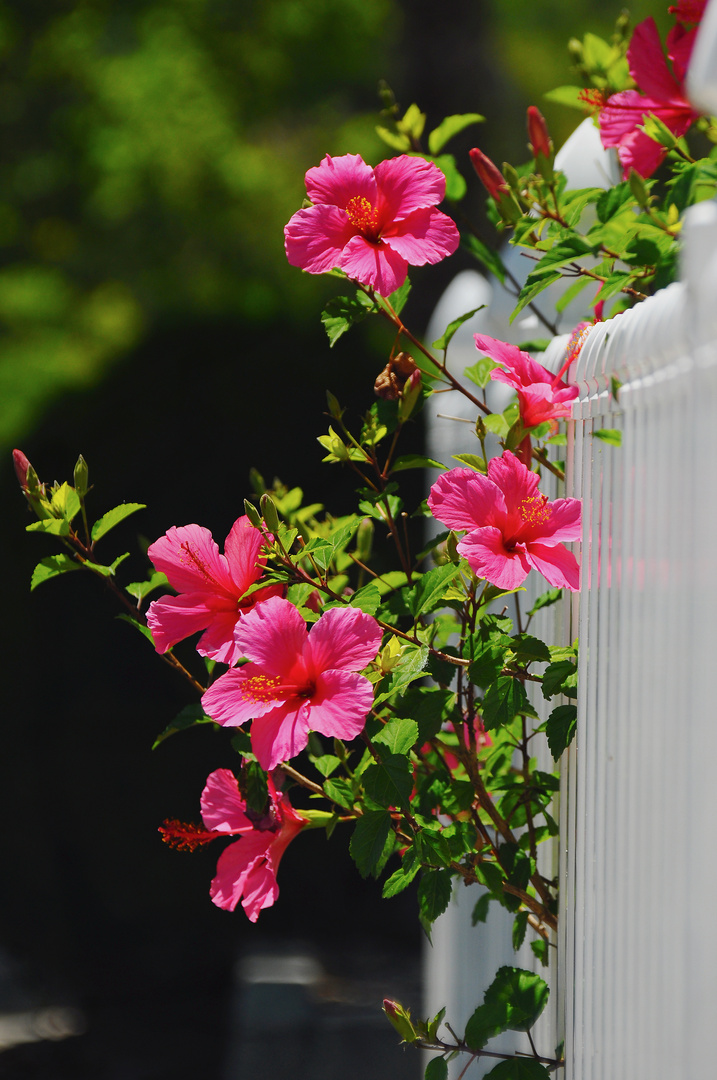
[{"xmin": 374, "ymin": 352, "xmax": 419, "ymax": 400}]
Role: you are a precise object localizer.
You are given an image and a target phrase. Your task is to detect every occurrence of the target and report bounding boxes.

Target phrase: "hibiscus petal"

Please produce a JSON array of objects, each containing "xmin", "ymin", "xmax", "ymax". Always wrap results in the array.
[
  {"xmin": 233, "ymin": 597, "xmax": 308, "ymax": 674},
  {"xmin": 209, "ymin": 834, "xmax": 274, "ymax": 914},
  {"xmin": 196, "ymin": 610, "xmax": 243, "ymax": 665},
  {"xmin": 427, "ymin": 467, "xmax": 506, "ymax": 533},
  {"xmin": 381, "ymin": 207, "xmax": 460, "ymax": 266},
  {"xmin": 615, "ymin": 128, "xmax": 669, "ymax": 180},
  {"xmin": 533, "ymin": 497, "xmax": 583, "ymax": 544},
  {"xmin": 525, "ymin": 542, "xmax": 581, "ymax": 591},
  {"xmin": 202, "ymin": 665, "xmax": 281, "ymax": 728},
  {"xmin": 306, "ymin": 670, "xmax": 375, "ymax": 740},
  {"xmin": 239, "ymin": 853, "xmax": 281, "ymax": 922},
  {"xmin": 628, "ymin": 18, "xmax": 682, "ymax": 101},
  {"xmin": 284, "ymin": 204, "xmax": 356, "ymax": 274},
  {"xmin": 486, "ymin": 451, "xmax": 540, "ymax": 538},
  {"xmin": 146, "ymin": 593, "xmax": 217, "ymax": 653},
  {"xmin": 249, "ymin": 701, "xmax": 311, "ymax": 771},
  {"xmin": 306, "ymin": 606, "xmax": 382, "ymax": 674},
  {"xmin": 200, "ymin": 768, "xmax": 252, "ymax": 834},
  {"xmin": 374, "ymin": 156, "xmax": 446, "ymax": 219},
  {"xmin": 457, "ymin": 528, "xmax": 531, "ymax": 589},
  {"xmin": 224, "ymin": 516, "xmax": 265, "ymax": 595},
  {"xmin": 148, "ymin": 524, "xmax": 234, "ymax": 596},
  {"xmin": 337, "ymin": 234, "xmax": 408, "ymax": 296},
  {"xmin": 304, "ymin": 153, "xmax": 377, "ymax": 210},
  {"xmin": 666, "ymin": 23, "xmax": 697, "ymax": 82}
]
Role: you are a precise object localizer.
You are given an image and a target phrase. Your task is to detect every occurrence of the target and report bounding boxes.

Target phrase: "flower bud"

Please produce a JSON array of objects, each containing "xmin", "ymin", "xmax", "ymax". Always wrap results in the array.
[
  {"xmin": 73, "ymin": 454, "xmax": 89, "ymax": 498},
  {"xmin": 397, "ymin": 368, "xmax": 423, "ymax": 422},
  {"xmin": 243, "ymin": 499, "xmax": 263, "ymax": 529},
  {"xmin": 260, "ymin": 493, "xmax": 280, "ymax": 533},
  {"xmin": 12, "ymin": 449, "xmax": 33, "ymax": 491},
  {"xmin": 469, "ymin": 148, "xmax": 507, "ymax": 201},
  {"xmin": 527, "ymin": 106, "xmax": 552, "ymax": 160},
  {"xmin": 382, "ymin": 999, "xmax": 418, "ymax": 1043}
]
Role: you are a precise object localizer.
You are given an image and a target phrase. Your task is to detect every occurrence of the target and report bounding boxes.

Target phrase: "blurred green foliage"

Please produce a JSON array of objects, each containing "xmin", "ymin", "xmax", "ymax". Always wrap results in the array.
[
  {"xmin": 0, "ymin": 0, "xmax": 672, "ymax": 448},
  {"xmin": 0, "ymin": 0, "xmax": 398, "ymax": 444}
]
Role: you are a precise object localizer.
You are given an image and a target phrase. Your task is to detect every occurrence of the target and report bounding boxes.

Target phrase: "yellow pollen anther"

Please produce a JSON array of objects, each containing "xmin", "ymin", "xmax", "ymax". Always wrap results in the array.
[
  {"xmin": 519, "ymin": 493, "xmax": 551, "ymax": 527},
  {"xmin": 345, "ymin": 195, "xmax": 380, "ymax": 237},
  {"xmin": 242, "ymin": 674, "xmax": 282, "ymax": 703}
]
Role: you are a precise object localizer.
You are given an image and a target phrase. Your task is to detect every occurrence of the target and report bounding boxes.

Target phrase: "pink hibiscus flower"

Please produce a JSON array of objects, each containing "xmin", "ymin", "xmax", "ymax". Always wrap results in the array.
[
  {"xmin": 146, "ymin": 516, "xmax": 283, "ymax": 666},
  {"xmin": 427, "ymin": 451, "xmax": 582, "ymax": 591},
  {"xmin": 160, "ymin": 769, "xmax": 307, "ymax": 920},
  {"xmin": 668, "ymin": 1, "xmax": 706, "ymax": 26},
  {"xmin": 201, "ymin": 597, "xmax": 383, "ymax": 770},
  {"xmin": 598, "ymin": 17, "xmax": 700, "ymax": 178},
  {"xmin": 477, "ymin": 334, "xmax": 578, "ymax": 429},
  {"xmin": 284, "ymin": 153, "xmax": 460, "ymax": 297}
]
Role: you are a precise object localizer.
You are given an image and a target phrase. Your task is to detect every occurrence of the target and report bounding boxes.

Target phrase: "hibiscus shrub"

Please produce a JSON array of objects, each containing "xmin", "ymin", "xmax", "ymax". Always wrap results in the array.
[{"xmin": 14, "ymin": 3, "xmax": 717, "ymax": 1077}]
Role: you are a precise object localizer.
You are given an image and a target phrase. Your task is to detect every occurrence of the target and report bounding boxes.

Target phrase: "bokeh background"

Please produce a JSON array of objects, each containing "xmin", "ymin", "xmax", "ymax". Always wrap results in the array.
[{"xmin": 0, "ymin": 2, "xmax": 662, "ymax": 1077}]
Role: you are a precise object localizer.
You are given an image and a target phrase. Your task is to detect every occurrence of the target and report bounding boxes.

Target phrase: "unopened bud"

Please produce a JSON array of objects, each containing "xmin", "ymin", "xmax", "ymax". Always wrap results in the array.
[
  {"xmin": 527, "ymin": 106, "xmax": 552, "ymax": 160},
  {"xmin": 73, "ymin": 454, "xmax": 89, "ymax": 498},
  {"xmin": 397, "ymin": 368, "xmax": 423, "ymax": 421},
  {"xmin": 382, "ymin": 999, "xmax": 418, "ymax": 1043},
  {"xmin": 12, "ymin": 449, "xmax": 33, "ymax": 491},
  {"xmin": 260, "ymin": 494, "xmax": 280, "ymax": 533},
  {"xmin": 469, "ymin": 148, "xmax": 507, "ymax": 201},
  {"xmin": 244, "ymin": 499, "xmax": 263, "ymax": 529}
]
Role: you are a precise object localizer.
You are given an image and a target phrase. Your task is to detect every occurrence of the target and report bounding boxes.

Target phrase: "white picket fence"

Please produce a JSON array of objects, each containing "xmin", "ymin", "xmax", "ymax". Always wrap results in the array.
[{"xmin": 423, "ymin": 6, "xmax": 717, "ymax": 1069}]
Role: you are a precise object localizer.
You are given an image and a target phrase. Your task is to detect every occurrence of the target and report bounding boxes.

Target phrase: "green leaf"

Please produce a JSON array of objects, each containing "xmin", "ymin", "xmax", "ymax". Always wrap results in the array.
[
  {"xmin": 593, "ymin": 428, "xmax": 622, "ymax": 446},
  {"xmin": 546, "ymin": 703, "xmax": 578, "ymax": 759},
  {"xmin": 350, "ymin": 810, "xmax": 393, "ymax": 878},
  {"xmin": 418, "ymin": 869, "xmax": 453, "ymax": 933},
  {"xmin": 91, "ymin": 503, "xmax": 146, "ymax": 543},
  {"xmin": 82, "ymin": 553, "xmax": 130, "ymax": 577},
  {"xmin": 452, "ymin": 452, "xmax": 487, "ymax": 472},
  {"xmin": 30, "ymin": 554, "xmax": 80, "ymax": 590},
  {"xmin": 373, "ymin": 717, "xmax": 419, "ymax": 756},
  {"xmin": 430, "ymin": 153, "xmax": 466, "ymax": 201},
  {"xmin": 464, "ymin": 356, "xmax": 500, "ymax": 388},
  {"xmin": 485, "ymin": 966, "xmax": 549, "ymax": 1033},
  {"xmin": 152, "ymin": 704, "xmax": 216, "ymax": 749},
  {"xmin": 424, "ymin": 1057, "xmax": 449, "ymax": 1080},
  {"xmin": 375, "ymin": 125, "xmax": 411, "ymax": 151},
  {"xmin": 531, "ymin": 939, "xmax": 550, "ymax": 967},
  {"xmin": 527, "ymin": 588, "xmax": 562, "ymax": 617},
  {"xmin": 463, "ymin": 233, "xmax": 506, "ymax": 285},
  {"xmin": 542, "ymin": 660, "xmax": 578, "ymax": 699},
  {"xmin": 512, "ymin": 911, "xmax": 529, "ymax": 950},
  {"xmin": 482, "ymin": 1061, "xmax": 551, "ymax": 1080},
  {"xmin": 126, "ymin": 570, "xmax": 169, "ymax": 602},
  {"xmin": 50, "ymin": 482, "xmax": 81, "ymax": 522},
  {"xmin": 510, "ymin": 270, "xmax": 564, "ymax": 323},
  {"xmin": 116, "ymin": 613, "xmax": 156, "ymax": 645},
  {"xmin": 410, "ymin": 564, "xmax": 459, "ymax": 617},
  {"xmin": 382, "ymin": 857, "xmax": 421, "ymax": 898},
  {"xmin": 543, "ymin": 84, "xmax": 586, "ymax": 109},
  {"xmin": 323, "ymin": 778, "xmax": 356, "ymax": 810},
  {"xmin": 321, "ymin": 291, "xmax": 376, "ymax": 346},
  {"xmin": 26, "ymin": 517, "xmax": 70, "ymax": 536},
  {"xmin": 472, "ymin": 892, "xmax": 492, "ymax": 925},
  {"xmin": 432, "ymin": 307, "xmax": 485, "ymax": 352},
  {"xmin": 391, "ymin": 454, "xmax": 447, "ymax": 473},
  {"xmin": 387, "ymin": 279, "xmax": 412, "ymax": 316},
  {"xmin": 348, "ymin": 583, "xmax": 382, "ymax": 615},
  {"xmin": 428, "ymin": 112, "xmax": 484, "ymax": 154},
  {"xmin": 596, "ymin": 180, "xmax": 637, "ymax": 224},
  {"xmin": 482, "ymin": 677, "xmax": 536, "ymax": 730},
  {"xmin": 511, "ymin": 634, "xmax": 551, "ymax": 665},
  {"xmin": 363, "ymin": 755, "xmax": 414, "ymax": 809},
  {"xmin": 310, "ymin": 754, "xmax": 342, "ymax": 778}
]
